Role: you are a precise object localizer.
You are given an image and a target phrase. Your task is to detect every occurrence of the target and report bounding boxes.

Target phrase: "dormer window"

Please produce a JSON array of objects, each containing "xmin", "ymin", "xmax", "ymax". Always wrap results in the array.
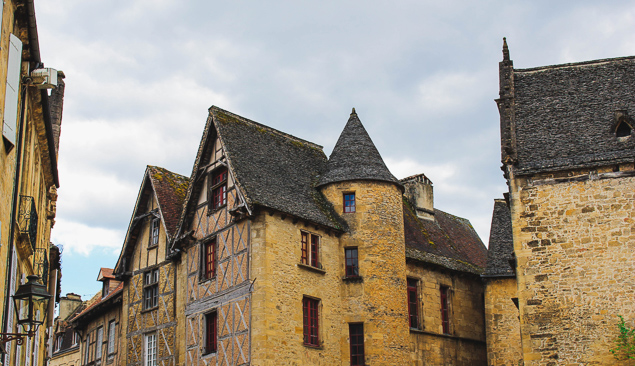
[
  {"xmin": 616, "ymin": 120, "xmax": 632, "ymax": 138},
  {"xmin": 102, "ymin": 280, "xmax": 110, "ymax": 298},
  {"xmin": 209, "ymin": 167, "xmax": 228, "ymax": 210}
]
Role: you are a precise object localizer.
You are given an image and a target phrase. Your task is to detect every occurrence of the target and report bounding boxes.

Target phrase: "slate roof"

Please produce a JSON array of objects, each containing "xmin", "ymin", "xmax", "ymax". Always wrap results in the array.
[
  {"xmin": 114, "ymin": 166, "xmax": 189, "ymax": 274},
  {"xmin": 206, "ymin": 107, "xmax": 343, "ymax": 230},
  {"xmin": 318, "ymin": 109, "xmax": 401, "ymax": 188},
  {"xmin": 148, "ymin": 166, "xmax": 189, "ymax": 238},
  {"xmin": 483, "ymin": 199, "xmax": 515, "ymax": 277},
  {"xmin": 403, "ymin": 200, "xmax": 487, "ymax": 274},
  {"xmin": 511, "ymin": 56, "xmax": 635, "ymax": 175}
]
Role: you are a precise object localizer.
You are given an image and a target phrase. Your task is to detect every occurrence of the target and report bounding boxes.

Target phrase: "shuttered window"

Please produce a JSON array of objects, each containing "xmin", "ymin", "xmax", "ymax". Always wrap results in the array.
[{"xmin": 3, "ymin": 34, "xmax": 22, "ymax": 146}]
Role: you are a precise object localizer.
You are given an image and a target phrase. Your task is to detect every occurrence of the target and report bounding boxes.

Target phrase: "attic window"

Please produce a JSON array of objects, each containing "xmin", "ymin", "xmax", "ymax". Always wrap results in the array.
[
  {"xmin": 616, "ymin": 120, "xmax": 632, "ymax": 138},
  {"xmin": 209, "ymin": 167, "xmax": 228, "ymax": 210}
]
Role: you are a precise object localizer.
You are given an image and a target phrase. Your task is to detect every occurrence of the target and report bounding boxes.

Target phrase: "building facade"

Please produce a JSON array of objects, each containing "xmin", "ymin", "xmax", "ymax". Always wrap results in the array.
[
  {"xmin": 485, "ymin": 39, "xmax": 635, "ymax": 365},
  {"xmin": 0, "ymin": 0, "xmax": 65, "ymax": 365}
]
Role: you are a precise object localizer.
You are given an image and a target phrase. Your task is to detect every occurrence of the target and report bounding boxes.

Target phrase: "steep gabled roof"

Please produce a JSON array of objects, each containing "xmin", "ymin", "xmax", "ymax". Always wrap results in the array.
[
  {"xmin": 71, "ymin": 283, "xmax": 123, "ymax": 327},
  {"xmin": 483, "ymin": 199, "xmax": 515, "ymax": 277},
  {"xmin": 511, "ymin": 56, "xmax": 635, "ymax": 175},
  {"xmin": 404, "ymin": 200, "xmax": 487, "ymax": 274},
  {"xmin": 113, "ymin": 166, "xmax": 188, "ymax": 274},
  {"xmin": 318, "ymin": 109, "xmax": 401, "ymax": 188},
  {"xmin": 174, "ymin": 106, "xmax": 344, "ymax": 242}
]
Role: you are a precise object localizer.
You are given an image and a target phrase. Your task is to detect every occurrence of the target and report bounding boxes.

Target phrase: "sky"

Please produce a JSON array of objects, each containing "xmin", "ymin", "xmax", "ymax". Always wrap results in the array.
[{"xmin": 34, "ymin": 0, "xmax": 635, "ymax": 299}]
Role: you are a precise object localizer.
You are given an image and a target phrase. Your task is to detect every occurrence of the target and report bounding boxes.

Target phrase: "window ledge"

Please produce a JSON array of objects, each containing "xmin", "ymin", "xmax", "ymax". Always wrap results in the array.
[
  {"xmin": 409, "ymin": 329, "xmax": 485, "ymax": 344},
  {"xmin": 207, "ymin": 204, "xmax": 227, "ymax": 216},
  {"xmin": 141, "ymin": 306, "xmax": 158, "ymax": 314},
  {"xmin": 198, "ymin": 276, "xmax": 216, "ymax": 285},
  {"xmin": 202, "ymin": 351, "xmax": 217, "ymax": 359},
  {"xmin": 342, "ymin": 276, "xmax": 363, "ymax": 283},
  {"xmin": 147, "ymin": 244, "xmax": 158, "ymax": 250},
  {"xmin": 303, "ymin": 343, "xmax": 323, "ymax": 350},
  {"xmin": 297, "ymin": 263, "xmax": 326, "ymax": 274}
]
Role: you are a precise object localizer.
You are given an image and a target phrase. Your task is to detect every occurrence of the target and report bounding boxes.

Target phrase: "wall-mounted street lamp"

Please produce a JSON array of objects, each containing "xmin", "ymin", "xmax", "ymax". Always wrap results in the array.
[{"xmin": 0, "ymin": 275, "xmax": 51, "ymax": 346}]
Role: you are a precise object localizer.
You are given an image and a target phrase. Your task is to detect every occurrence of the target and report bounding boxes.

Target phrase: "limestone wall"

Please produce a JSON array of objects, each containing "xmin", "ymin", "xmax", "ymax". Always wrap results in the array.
[
  {"xmin": 407, "ymin": 263, "xmax": 486, "ymax": 365},
  {"xmin": 510, "ymin": 166, "xmax": 635, "ymax": 365},
  {"xmin": 484, "ymin": 277, "xmax": 521, "ymax": 366}
]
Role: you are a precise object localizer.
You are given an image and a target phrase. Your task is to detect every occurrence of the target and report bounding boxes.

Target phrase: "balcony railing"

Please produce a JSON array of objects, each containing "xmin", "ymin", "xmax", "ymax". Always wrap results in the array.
[
  {"xmin": 18, "ymin": 195, "xmax": 38, "ymax": 250},
  {"xmin": 33, "ymin": 248, "xmax": 48, "ymax": 286}
]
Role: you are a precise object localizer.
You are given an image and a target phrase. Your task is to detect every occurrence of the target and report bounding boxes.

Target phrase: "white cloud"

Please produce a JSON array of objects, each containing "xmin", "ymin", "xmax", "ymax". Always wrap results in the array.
[{"xmin": 51, "ymin": 218, "xmax": 123, "ymax": 256}]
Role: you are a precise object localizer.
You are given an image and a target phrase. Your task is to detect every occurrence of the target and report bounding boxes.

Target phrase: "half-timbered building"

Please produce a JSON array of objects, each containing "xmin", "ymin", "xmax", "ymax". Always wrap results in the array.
[{"xmin": 113, "ymin": 166, "xmax": 189, "ymax": 366}]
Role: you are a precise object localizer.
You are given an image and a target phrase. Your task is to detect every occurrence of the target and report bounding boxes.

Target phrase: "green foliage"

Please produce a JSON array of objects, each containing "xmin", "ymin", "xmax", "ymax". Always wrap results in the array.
[{"xmin": 611, "ymin": 315, "xmax": 635, "ymax": 360}]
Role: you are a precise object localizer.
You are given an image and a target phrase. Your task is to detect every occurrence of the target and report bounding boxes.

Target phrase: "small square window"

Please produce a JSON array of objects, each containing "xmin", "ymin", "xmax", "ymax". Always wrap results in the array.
[
  {"xmin": 344, "ymin": 193, "xmax": 356, "ymax": 213},
  {"xmin": 301, "ymin": 232, "xmax": 320, "ymax": 268},
  {"xmin": 303, "ymin": 297, "xmax": 320, "ymax": 346},
  {"xmin": 202, "ymin": 238, "xmax": 216, "ymax": 280},
  {"xmin": 143, "ymin": 269, "xmax": 159, "ymax": 310},
  {"xmin": 149, "ymin": 217, "xmax": 160, "ymax": 248},
  {"xmin": 209, "ymin": 167, "xmax": 228, "ymax": 210},
  {"xmin": 205, "ymin": 311, "xmax": 218, "ymax": 354},
  {"xmin": 345, "ymin": 248, "xmax": 359, "ymax": 277}
]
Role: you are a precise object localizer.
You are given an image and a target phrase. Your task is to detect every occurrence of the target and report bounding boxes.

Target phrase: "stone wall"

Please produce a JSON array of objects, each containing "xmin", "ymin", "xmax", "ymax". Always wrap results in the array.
[
  {"xmin": 484, "ymin": 277, "xmax": 521, "ymax": 366},
  {"xmin": 407, "ymin": 263, "xmax": 487, "ymax": 365},
  {"xmin": 510, "ymin": 165, "xmax": 635, "ymax": 365}
]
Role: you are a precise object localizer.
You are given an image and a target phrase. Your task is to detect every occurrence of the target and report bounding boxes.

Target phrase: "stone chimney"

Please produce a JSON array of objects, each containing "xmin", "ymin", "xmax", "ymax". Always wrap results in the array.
[
  {"xmin": 49, "ymin": 71, "xmax": 65, "ymax": 157},
  {"xmin": 58, "ymin": 293, "xmax": 82, "ymax": 321},
  {"xmin": 401, "ymin": 173, "xmax": 434, "ymax": 220}
]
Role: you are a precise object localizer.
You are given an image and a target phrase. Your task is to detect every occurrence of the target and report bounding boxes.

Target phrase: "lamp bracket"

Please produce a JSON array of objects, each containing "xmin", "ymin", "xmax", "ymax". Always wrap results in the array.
[{"xmin": 0, "ymin": 331, "xmax": 35, "ymax": 345}]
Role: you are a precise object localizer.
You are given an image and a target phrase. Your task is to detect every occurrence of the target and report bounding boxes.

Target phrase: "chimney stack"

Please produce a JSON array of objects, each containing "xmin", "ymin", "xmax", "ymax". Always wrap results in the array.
[
  {"xmin": 58, "ymin": 293, "xmax": 82, "ymax": 321},
  {"xmin": 401, "ymin": 173, "xmax": 434, "ymax": 220}
]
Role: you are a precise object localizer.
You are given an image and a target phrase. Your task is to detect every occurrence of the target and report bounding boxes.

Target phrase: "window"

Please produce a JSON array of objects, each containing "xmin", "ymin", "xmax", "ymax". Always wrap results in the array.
[
  {"xmin": 72, "ymin": 331, "xmax": 79, "ymax": 347},
  {"xmin": 149, "ymin": 217, "xmax": 160, "ymax": 247},
  {"xmin": 344, "ymin": 193, "xmax": 356, "ymax": 213},
  {"xmin": 302, "ymin": 297, "xmax": 319, "ymax": 346},
  {"xmin": 102, "ymin": 280, "xmax": 109, "ymax": 298},
  {"xmin": 209, "ymin": 167, "xmax": 228, "ymax": 210},
  {"xmin": 301, "ymin": 232, "xmax": 320, "ymax": 268},
  {"xmin": 440, "ymin": 286, "xmax": 450, "ymax": 334},
  {"xmin": 349, "ymin": 323, "xmax": 365, "ymax": 366},
  {"xmin": 107, "ymin": 320, "xmax": 116, "ymax": 355},
  {"xmin": 143, "ymin": 269, "xmax": 159, "ymax": 310},
  {"xmin": 55, "ymin": 334, "xmax": 63, "ymax": 351},
  {"xmin": 95, "ymin": 327, "xmax": 103, "ymax": 365},
  {"xmin": 407, "ymin": 278, "xmax": 419, "ymax": 329},
  {"xmin": 345, "ymin": 248, "xmax": 359, "ymax": 277},
  {"xmin": 205, "ymin": 311, "xmax": 217, "ymax": 354},
  {"xmin": 84, "ymin": 334, "xmax": 90, "ymax": 365},
  {"xmin": 202, "ymin": 238, "xmax": 216, "ymax": 280},
  {"xmin": 145, "ymin": 333, "xmax": 157, "ymax": 366}
]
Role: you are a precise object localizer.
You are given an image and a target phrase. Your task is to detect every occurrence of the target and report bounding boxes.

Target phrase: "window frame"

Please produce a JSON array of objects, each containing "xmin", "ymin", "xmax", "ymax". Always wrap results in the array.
[
  {"xmin": 343, "ymin": 192, "xmax": 356, "ymax": 213},
  {"xmin": 208, "ymin": 167, "xmax": 228, "ymax": 211},
  {"xmin": 144, "ymin": 333, "xmax": 157, "ymax": 366},
  {"xmin": 300, "ymin": 232, "xmax": 320, "ymax": 269},
  {"xmin": 107, "ymin": 320, "xmax": 116, "ymax": 355},
  {"xmin": 143, "ymin": 269, "xmax": 159, "ymax": 311},
  {"xmin": 440, "ymin": 285, "xmax": 450, "ymax": 335},
  {"xmin": 204, "ymin": 311, "xmax": 218, "ymax": 355},
  {"xmin": 344, "ymin": 247, "xmax": 359, "ymax": 278},
  {"xmin": 55, "ymin": 334, "xmax": 63, "ymax": 352},
  {"xmin": 349, "ymin": 323, "xmax": 365, "ymax": 366},
  {"xmin": 149, "ymin": 217, "xmax": 160, "ymax": 248},
  {"xmin": 407, "ymin": 278, "xmax": 420, "ymax": 329},
  {"xmin": 95, "ymin": 326, "xmax": 103, "ymax": 365},
  {"xmin": 302, "ymin": 297, "xmax": 320, "ymax": 347},
  {"xmin": 84, "ymin": 333, "xmax": 90, "ymax": 365},
  {"xmin": 201, "ymin": 238, "xmax": 217, "ymax": 281}
]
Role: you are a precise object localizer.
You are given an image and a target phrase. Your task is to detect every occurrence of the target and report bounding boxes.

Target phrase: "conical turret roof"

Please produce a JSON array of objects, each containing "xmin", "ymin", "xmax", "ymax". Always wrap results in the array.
[{"xmin": 318, "ymin": 109, "xmax": 401, "ymax": 188}]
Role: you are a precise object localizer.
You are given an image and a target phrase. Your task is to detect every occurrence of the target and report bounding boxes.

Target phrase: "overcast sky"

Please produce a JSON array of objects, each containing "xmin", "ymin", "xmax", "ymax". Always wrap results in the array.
[{"xmin": 36, "ymin": 0, "xmax": 635, "ymax": 298}]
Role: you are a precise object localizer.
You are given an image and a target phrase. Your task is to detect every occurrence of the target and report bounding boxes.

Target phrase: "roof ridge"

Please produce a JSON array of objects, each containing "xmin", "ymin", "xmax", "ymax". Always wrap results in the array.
[
  {"xmin": 210, "ymin": 106, "xmax": 324, "ymax": 150},
  {"xmin": 515, "ymin": 55, "xmax": 635, "ymax": 73}
]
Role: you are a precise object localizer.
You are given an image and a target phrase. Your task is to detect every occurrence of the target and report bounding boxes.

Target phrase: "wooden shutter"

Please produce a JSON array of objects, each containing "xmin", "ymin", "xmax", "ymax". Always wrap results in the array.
[{"xmin": 3, "ymin": 33, "xmax": 22, "ymax": 146}]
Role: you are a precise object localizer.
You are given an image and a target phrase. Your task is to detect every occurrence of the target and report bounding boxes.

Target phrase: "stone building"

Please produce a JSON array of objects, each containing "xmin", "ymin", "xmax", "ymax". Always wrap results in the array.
[
  {"xmin": 485, "ymin": 39, "xmax": 635, "ymax": 365},
  {"xmin": 0, "ymin": 1, "xmax": 65, "ymax": 365},
  {"xmin": 167, "ymin": 106, "xmax": 487, "ymax": 365}
]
